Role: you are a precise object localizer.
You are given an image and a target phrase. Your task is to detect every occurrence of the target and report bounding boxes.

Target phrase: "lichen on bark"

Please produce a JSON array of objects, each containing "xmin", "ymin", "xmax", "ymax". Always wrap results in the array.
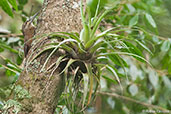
[{"xmin": 15, "ymin": 0, "xmax": 83, "ymax": 113}]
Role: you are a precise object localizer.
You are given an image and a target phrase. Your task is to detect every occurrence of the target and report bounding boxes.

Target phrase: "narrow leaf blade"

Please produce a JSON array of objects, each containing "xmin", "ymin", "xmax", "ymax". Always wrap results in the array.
[
  {"xmin": 8, "ymin": 0, "xmax": 18, "ymax": 11},
  {"xmin": 0, "ymin": 0, "xmax": 13, "ymax": 17}
]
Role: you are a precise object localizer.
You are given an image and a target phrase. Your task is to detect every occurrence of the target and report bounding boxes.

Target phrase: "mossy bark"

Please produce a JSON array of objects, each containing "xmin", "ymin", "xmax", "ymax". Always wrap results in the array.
[{"xmin": 16, "ymin": 0, "xmax": 83, "ymax": 113}]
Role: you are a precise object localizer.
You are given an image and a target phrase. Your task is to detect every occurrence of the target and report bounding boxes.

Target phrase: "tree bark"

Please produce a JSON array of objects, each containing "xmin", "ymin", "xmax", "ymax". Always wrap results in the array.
[{"xmin": 16, "ymin": 0, "xmax": 83, "ymax": 113}]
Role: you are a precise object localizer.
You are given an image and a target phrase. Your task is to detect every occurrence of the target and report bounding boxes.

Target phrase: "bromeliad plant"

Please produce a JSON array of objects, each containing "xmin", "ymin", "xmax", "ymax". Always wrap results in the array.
[{"xmin": 22, "ymin": 0, "xmax": 152, "ymax": 113}]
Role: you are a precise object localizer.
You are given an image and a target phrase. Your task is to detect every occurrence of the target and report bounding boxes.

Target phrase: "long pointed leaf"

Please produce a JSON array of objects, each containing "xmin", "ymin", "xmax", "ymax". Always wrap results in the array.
[
  {"xmin": 0, "ymin": 64, "xmax": 19, "ymax": 74},
  {"xmin": 82, "ymin": 73, "xmax": 89, "ymax": 108},
  {"xmin": 40, "ymin": 39, "xmax": 77, "ymax": 72},
  {"xmin": 0, "ymin": 55, "xmax": 22, "ymax": 72},
  {"xmin": 99, "ymin": 52, "xmax": 152, "ymax": 66},
  {"xmin": 85, "ymin": 63, "xmax": 94, "ymax": 106},
  {"xmin": 106, "ymin": 65, "xmax": 123, "ymax": 91},
  {"xmin": 59, "ymin": 59, "xmax": 76, "ymax": 75},
  {"xmin": 135, "ymin": 39, "xmax": 153, "ymax": 55}
]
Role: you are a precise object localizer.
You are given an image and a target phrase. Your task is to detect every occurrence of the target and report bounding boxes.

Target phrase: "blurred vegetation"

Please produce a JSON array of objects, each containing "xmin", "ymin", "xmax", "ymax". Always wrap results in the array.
[{"xmin": 0, "ymin": 0, "xmax": 171, "ymax": 114}]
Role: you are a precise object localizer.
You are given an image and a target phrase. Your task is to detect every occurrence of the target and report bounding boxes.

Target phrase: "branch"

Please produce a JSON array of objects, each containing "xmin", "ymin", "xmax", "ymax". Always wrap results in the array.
[
  {"xmin": 148, "ymin": 33, "xmax": 169, "ymax": 41},
  {"xmin": 98, "ymin": 91, "xmax": 168, "ymax": 111},
  {"xmin": 0, "ymin": 33, "xmax": 23, "ymax": 39}
]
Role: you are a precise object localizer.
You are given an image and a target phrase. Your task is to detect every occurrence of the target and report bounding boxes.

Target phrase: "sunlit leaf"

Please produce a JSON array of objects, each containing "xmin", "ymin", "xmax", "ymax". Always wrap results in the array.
[
  {"xmin": 90, "ymin": 10, "xmax": 110, "ymax": 40},
  {"xmin": 145, "ymin": 13, "xmax": 156, "ymax": 28},
  {"xmin": 40, "ymin": 39, "xmax": 78, "ymax": 72},
  {"xmin": 0, "ymin": 0, "xmax": 13, "ymax": 17},
  {"xmin": 90, "ymin": 40, "xmax": 104, "ymax": 53},
  {"xmin": 0, "ymin": 55, "xmax": 22, "ymax": 72},
  {"xmin": 126, "ymin": 4, "xmax": 135, "ymax": 13},
  {"xmin": 135, "ymin": 39, "xmax": 153, "ymax": 55},
  {"xmin": 7, "ymin": 37, "xmax": 20, "ymax": 44},
  {"xmin": 152, "ymin": 36, "xmax": 159, "ymax": 43},
  {"xmin": 1, "ymin": 64, "xmax": 19, "ymax": 74},
  {"xmin": 0, "ymin": 43, "xmax": 18, "ymax": 54},
  {"xmin": 8, "ymin": 0, "xmax": 18, "ymax": 11},
  {"xmin": 161, "ymin": 40, "xmax": 170, "ymax": 52},
  {"xmin": 86, "ymin": 0, "xmax": 107, "ymax": 17},
  {"xmin": 102, "ymin": 75, "xmax": 117, "ymax": 84},
  {"xmin": 162, "ymin": 76, "xmax": 171, "ymax": 89},
  {"xmin": 106, "ymin": 65, "xmax": 123, "ymax": 91},
  {"xmin": 129, "ymin": 15, "xmax": 139, "ymax": 27},
  {"xmin": 96, "ymin": 27, "xmax": 116, "ymax": 38},
  {"xmin": 51, "ymin": 32, "xmax": 81, "ymax": 42}
]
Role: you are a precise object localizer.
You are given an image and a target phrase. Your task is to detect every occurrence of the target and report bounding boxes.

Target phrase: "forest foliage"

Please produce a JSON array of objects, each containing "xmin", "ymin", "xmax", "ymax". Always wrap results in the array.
[{"xmin": 0, "ymin": 0, "xmax": 171, "ymax": 114}]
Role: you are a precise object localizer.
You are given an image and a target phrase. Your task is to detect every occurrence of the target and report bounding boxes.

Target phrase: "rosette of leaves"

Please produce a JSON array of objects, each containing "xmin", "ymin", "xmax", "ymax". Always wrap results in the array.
[{"xmin": 22, "ymin": 0, "xmax": 152, "ymax": 113}]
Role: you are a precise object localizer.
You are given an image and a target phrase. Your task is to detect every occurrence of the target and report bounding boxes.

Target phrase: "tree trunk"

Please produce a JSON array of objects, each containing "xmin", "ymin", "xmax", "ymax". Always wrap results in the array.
[{"xmin": 16, "ymin": 0, "xmax": 83, "ymax": 113}]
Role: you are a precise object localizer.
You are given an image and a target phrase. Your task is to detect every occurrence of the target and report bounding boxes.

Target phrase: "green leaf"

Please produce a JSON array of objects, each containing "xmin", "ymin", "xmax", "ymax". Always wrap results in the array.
[
  {"xmin": 82, "ymin": 73, "xmax": 89, "ymax": 108},
  {"xmin": 90, "ymin": 10, "xmax": 110, "ymax": 39},
  {"xmin": 1, "ymin": 64, "xmax": 19, "ymax": 74},
  {"xmin": 135, "ymin": 39, "xmax": 153, "ymax": 55},
  {"xmin": 145, "ymin": 13, "xmax": 156, "ymax": 28},
  {"xmin": 80, "ymin": 24, "xmax": 90, "ymax": 44},
  {"xmin": 96, "ymin": 27, "xmax": 117, "ymax": 38},
  {"xmin": 0, "ymin": 47, "xmax": 4, "ymax": 52},
  {"xmin": 129, "ymin": 84, "xmax": 138, "ymax": 96},
  {"xmin": 123, "ymin": 41, "xmax": 144, "ymax": 57},
  {"xmin": 59, "ymin": 59, "xmax": 76, "ymax": 75},
  {"xmin": 152, "ymin": 36, "xmax": 159, "ymax": 43},
  {"xmin": 100, "ymin": 52, "xmax": 151, "ymax": 66},
  {"xmin": 90, "ymin": 40, "xmax": 104, "ymax": 53},
  {"xmin": 49, "ymin": 32, "xmax": 85, "ymax": 53},
  {"xmin": 8, "ymin": 0, "xmax": 18, "ymax": 11},
  {"xmin": 18, "ymin": 0, "xmax": 28, "ymax": 5},
  {"xmin": 0, "ymin": 0, "xmax": 13, "ymax": 17},
  {"xmin": 53, "ymin": 32, "xmax": 81, "ymax": 42},
  {"xmin": 86, "ymin": 0, "xmax": 98, "ymax": 17},
  {"xmin": 161, "ymin": 40, "xmax": 170, "ymax": 52},
  {"xmin": 0, "ymin": 55, "xmax": 22, "ymax": 72},
  {"xmin": 39, "ymin": 39, "xmax": 78, "ymax": 72},
  {"xmin": 108, "ymin": 54, "xmax": 128, "ymax": 67},
  {"xmin": 0, "ymin": 43, "xmax": 18, "ymax": 54},
  {"xmin": 106, "ymin": 65, "xmax": 123, "ymax": 91},
  {"xmin": 102, "ymin": 75, "xmax": 117, "ymax": 84},
  {"xmin": 7, "ymin": 63, "xmax": 21, "ymax": 73},
  {"xmin": 168, "ymin": 63, "xmax": 171, "ymax": 74},
  {"xmin": 169, "ymin": 50, "xmax": 171, "ymax": 57},
  {"xmin": 126, "ymin": 4, "xmax": 135, "ymax": 13},
  {"xmin": 86, "ymin": 0, "xmax": 108, "ymax": 17},
  {"xmin": 84, "ymin": 63, "xmax": 94, "ymax": 106},
  {"xmin": 0, "ymin": 101, "xmax": 4, "ymax": 108},
  {"xmin": 129, "ymin": 15, "xmax": 139, "ymax": 27},
  {"xmin": 162, "ymin": 76, "xmax": 171, "ymax": 89}
]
